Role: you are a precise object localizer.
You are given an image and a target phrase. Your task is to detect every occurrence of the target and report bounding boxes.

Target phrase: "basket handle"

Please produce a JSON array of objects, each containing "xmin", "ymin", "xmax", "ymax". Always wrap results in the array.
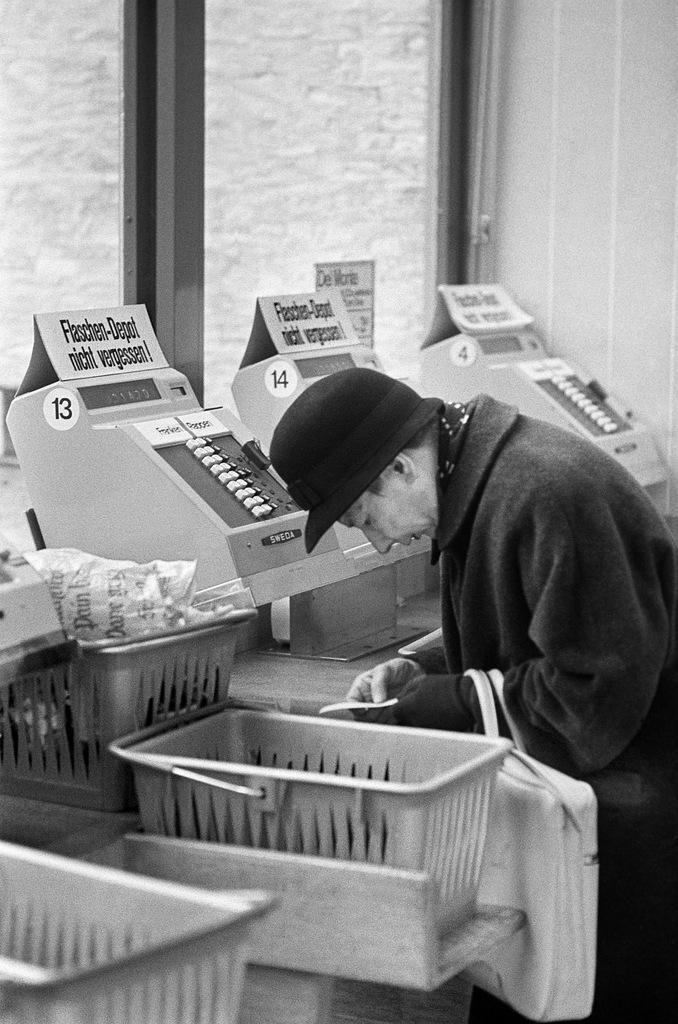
[
  {"xmin": 168, "ymin": 764, "xmax": 283, "ymax": 813},
  {"xmin": 170, "ymin": 765, "xmax": 265, "ymax": 800}
]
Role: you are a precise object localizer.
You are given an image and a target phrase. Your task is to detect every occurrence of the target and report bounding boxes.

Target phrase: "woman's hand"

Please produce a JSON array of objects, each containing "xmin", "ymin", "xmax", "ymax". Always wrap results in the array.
[{"xmin": 346, "ymin": 657, "xmax": 426, "ymax": 710}]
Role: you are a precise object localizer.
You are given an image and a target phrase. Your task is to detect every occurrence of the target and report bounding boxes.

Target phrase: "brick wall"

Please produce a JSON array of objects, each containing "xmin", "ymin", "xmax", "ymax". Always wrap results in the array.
[
  {"xmin": 0, "ymin": 1, "xmax": 432, "ymax": 405},
  {"xmin": 0, "ymin": 1, "xmax": 120, "ymax": 390},
  {"xmin": 204, "ymin": 0, "xmax": 433, "ymax": 406}
]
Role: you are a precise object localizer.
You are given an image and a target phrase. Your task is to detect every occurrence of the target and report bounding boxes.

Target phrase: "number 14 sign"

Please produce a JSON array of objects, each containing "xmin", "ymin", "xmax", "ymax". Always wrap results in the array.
[{"xmin": 264, "ymin": 360, "xmax": 299, "ymax": 399}]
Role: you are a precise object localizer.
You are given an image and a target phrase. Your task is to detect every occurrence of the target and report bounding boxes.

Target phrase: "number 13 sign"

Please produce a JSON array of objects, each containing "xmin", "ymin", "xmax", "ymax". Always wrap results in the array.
[{"xmin": 43, "ymin": 386, "xmax": 81, "ymax": 430}]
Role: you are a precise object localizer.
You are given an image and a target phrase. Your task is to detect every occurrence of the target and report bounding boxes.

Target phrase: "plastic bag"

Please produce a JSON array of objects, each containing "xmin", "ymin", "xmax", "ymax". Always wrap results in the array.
[{"xmin": 23, "ymin": 548, "xmax": 198, "ymax": 641}]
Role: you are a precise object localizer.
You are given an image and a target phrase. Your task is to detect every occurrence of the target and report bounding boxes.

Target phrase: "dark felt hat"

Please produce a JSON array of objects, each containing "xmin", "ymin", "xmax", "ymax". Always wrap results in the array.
[{"xmin": 269, "ymin": 367, "xmax": 443, "ymax": 552}]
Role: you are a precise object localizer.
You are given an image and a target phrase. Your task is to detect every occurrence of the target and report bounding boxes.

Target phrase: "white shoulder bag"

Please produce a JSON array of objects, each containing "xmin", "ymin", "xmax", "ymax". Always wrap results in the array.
[{"xmin": 462, "ymin": 669, "xmax": 599, "ymax": 1021}]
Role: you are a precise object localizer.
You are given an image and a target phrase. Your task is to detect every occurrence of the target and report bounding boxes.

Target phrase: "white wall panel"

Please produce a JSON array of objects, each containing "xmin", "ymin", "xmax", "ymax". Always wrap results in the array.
[
  {"xmin": 492, "ymin": 0, "xmax": 556, "ymax": 323},
  {"xmin": 612, "ymin": 0, "xmax": 678, "ymax": 476},
  {"xmin": 488, "ymin": 0, "xmax": 678, "ymax": 512},
  {"xmin": 549, "ymin": 2, "xmax": 616, "ymax": 379}
]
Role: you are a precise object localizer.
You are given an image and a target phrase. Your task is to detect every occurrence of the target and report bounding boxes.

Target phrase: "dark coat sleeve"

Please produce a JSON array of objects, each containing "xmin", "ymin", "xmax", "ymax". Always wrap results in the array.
[
  {"xmin": 393, "ymin": 673, "xmax": 478, "ymax": 731},
  {"xmin": 497, "ymin": 483, "xmax": 677, "ymax": 773},
  {"xmin": 397, "ymin": 458, "xmax": 678, "ymax": 776}
]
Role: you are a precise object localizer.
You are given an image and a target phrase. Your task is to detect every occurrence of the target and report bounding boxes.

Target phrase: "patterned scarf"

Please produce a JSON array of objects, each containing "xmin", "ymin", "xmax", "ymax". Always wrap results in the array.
[
  {"xmin": 437, "ymin": 401, "xmax": 474, "ymax": 490},
  {"xmin": 431, "ymin": 400, "xmax": 474, "ymax": 563}
]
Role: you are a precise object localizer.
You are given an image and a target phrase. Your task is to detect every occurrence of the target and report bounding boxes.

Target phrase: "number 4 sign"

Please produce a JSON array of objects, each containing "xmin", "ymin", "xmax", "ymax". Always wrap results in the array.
[
  {"xmin": 449, "ymin": 337, "xmax": 478, "ymax": 367},
  {"xmin": 43, "ymin": 386, "xmax": 80, "ymax": 430},
  {"xmin": 264, "ymin": 359, "xmax": 299, "ymax": 398}
]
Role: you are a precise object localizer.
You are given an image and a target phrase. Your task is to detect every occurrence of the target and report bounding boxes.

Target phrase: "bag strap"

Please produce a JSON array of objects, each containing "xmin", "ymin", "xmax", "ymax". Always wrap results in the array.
[
  {"xmin": 487, "ymin": 667, "xmax": 527, "ymax": 753},
  {"xmin": 463, "ymin": 668, "xmax": 500, "ymax": 737},
  {"xmin": 466, "ymin": 665, "xmax": 527, "ymax": 753},
  {"xmin": 465, "ymin": 667, "xmax": 588, "ymax": 830}
]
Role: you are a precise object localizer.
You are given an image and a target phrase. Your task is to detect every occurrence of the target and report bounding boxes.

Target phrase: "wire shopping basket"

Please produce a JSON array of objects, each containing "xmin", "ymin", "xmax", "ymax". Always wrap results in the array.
[
  {"xmin": 0, "ymin": 838, "xmax": 272, "ymax": 1024},
  {"xmin": 0, "ymin": 608, "xmax": 256, "ymax": 810},
  {"xmin": 111, "ymin": 706, "xmax": 511, "ymax": 929}
]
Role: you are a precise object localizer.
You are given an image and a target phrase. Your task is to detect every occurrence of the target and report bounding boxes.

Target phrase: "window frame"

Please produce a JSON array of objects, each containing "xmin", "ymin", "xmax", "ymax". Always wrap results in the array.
[
  {"xmin": 122, "ymin": 0, "xmax": 205, "ymax": 403},
  {"xmin": 121, "ymin": 0, "xmax": 468, "ymax": 403}
]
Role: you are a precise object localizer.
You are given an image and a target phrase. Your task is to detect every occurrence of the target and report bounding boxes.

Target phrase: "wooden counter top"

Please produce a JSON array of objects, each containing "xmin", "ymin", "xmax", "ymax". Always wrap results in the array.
[{"xmin": 229, "ymin": 589, "xmax": 440, "ymax": 714}]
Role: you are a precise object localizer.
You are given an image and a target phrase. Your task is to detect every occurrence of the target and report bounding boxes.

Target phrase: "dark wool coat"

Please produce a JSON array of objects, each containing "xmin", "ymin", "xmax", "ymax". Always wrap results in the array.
[{"xmin": 397, "ymin": 395, "xmax": 678, "ymax": 1022}]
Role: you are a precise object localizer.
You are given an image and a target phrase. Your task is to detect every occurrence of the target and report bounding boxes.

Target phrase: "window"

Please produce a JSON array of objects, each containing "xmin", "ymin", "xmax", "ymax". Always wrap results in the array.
[
  {"xmin": 0, "ymin": 2, "xmax": 121, "ymax": 549},
  {"xmin": 204, "ymin": 1, "xmax": 437, "ymax": 407}
]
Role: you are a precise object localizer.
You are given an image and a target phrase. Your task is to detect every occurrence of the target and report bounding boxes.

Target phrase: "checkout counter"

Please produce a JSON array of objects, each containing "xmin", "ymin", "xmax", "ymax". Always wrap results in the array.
[
  {"xmin": 231, "ymin": 290, "xmax": 437, "ymax": 656},
  {"xmin": 420, "ymin": 284, "xmax": 667, "ymax": 504},
  {"xmin": 7, "ymin": 304, "xmax": 434, "ymax": 660},
  {"xmin": 2, "ymin": 303, "xmax": 526, "ymax": 1024},
  {"xmin": 0, "ymin": 533, "xmax": 66, "ymax": 661}
]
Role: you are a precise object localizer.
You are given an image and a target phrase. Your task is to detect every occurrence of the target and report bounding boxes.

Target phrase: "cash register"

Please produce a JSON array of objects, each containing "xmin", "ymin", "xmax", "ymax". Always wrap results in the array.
[
  {"xmin": 420, "ymin": 284, "xmax": 666, "ymax": 497},
  {"xmin": 231, "ymin": 289, "xmax": 435, "ymax": 598},
  {"xmin": 7, "ymin": 305, "xmax": 425, "ymax": 659}
]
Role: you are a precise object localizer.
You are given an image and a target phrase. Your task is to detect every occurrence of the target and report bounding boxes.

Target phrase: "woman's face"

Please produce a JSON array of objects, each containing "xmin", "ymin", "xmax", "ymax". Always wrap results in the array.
[{"xmin": 338, "ymin": 456, "xmax": 438, "ymax": 555}]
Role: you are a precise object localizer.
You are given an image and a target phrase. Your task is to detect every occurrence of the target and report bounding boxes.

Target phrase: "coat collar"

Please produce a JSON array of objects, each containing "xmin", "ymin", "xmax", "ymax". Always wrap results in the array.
[{"xmin": 436, "ymin": 394, "xmax": 520, "ymax": 549}]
